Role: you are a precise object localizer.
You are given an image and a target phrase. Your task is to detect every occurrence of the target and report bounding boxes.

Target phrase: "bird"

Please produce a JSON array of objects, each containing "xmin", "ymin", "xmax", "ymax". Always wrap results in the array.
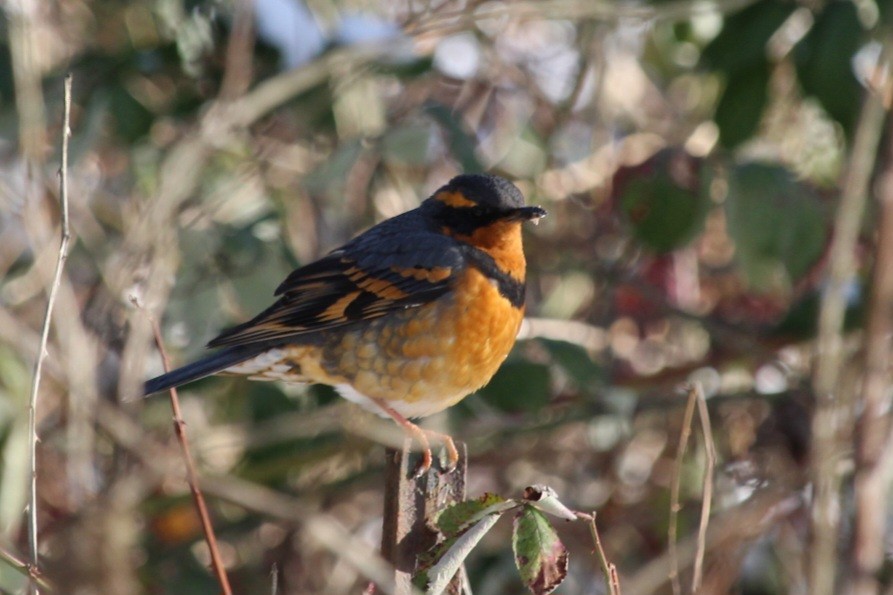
[{"xmin": 145, "ymin": 173, "xmax": 546, "ymax": 471}]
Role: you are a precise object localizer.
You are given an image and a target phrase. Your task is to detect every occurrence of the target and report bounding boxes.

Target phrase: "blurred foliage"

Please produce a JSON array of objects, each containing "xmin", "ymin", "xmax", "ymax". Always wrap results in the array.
[{"xmin": 0, "ymin": 0, "xmax": 890, "ymax": 593}]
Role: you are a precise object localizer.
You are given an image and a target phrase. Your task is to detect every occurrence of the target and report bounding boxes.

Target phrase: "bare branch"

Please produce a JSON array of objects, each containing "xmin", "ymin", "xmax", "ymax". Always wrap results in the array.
[
  {"xmin": 580, "ymin": 511, "xmax": 622, "ymax": 595},
  {"xmin": 810, "ymin": 41, "xmax": 892, "ymax": 594},
  {"xmin": 26, "ymin": 72, "xmax": 72, "ymax": 595},
  {"xmin": 139, "ymin": 301, "xmax": 233, "ymax": 595},
  {"xmin": 668, "ymin": 384, "xmax": 698, "ymax": 595},
  {"xmin": 692, "ymin": 385, "xmax": 716, "ymax": 594},
  {"xmin": 850, "ymin": 39, "xmax": 893, "ymax": 595}
]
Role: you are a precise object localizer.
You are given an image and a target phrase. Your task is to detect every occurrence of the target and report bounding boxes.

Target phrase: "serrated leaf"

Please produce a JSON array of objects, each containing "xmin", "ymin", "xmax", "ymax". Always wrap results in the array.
[
  {"xmin": 725, "ymin": 162, "xmax": 827, "ymax": 287},
  {"xmin": 513, "ymin": 506, "xmax": 569, "ymax": 595},
  {"xmin": 715, "ymin": 59, "xmax": 769, "ymax": 148},
  {"xmin": 418, "ymin": 511, "xmax": 503, "ymax": 594},
  {"xmin": 436, "ymin": 492, "xmax": 510, "ymax": 536},
  {"xmin": 417, "ymin": 494, "xmax": 518, "ymax": 592}
]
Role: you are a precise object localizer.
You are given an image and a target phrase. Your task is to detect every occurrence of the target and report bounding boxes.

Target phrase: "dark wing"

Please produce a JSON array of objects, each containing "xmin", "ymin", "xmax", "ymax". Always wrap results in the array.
[{"xmin": 207, "ymin": 218, "xmax": 464, "ymax": 348}]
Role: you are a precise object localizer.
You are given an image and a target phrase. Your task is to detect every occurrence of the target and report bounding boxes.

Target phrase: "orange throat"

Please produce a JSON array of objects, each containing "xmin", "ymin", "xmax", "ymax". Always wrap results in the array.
[{"xmin": 451, "ymin": 220, "xmax": 527, "ymax": 282}]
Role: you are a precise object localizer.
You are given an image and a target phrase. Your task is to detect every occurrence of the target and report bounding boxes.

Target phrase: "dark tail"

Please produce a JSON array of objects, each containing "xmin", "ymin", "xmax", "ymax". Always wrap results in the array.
[{"xmin": 144, "ymin": 344, "xmax": 270, "ymax": 396}]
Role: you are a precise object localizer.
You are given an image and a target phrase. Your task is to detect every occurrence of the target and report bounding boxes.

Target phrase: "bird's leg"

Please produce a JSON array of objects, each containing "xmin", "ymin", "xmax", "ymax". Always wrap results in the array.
[{"xmin": 371, "ymin": 398, "xmax": 459, "ymax": 475}]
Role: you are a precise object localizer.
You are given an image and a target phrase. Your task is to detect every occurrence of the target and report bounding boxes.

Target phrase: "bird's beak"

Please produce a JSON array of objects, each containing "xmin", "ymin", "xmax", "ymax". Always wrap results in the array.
[{"xmin": 506, "ymin": 206, "xmax": 547, "ymax": 225}]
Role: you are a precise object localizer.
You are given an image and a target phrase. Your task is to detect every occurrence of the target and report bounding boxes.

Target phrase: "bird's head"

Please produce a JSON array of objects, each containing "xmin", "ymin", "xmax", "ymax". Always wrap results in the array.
[{"xmin": 422, "ymin": 174, "xmax": 547, "ymax": 239}]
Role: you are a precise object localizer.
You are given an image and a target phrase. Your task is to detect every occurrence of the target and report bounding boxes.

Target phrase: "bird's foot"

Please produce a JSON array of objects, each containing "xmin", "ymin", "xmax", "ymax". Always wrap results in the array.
[{"xmin": 372, "ymin": 398, "xmax": 459, "ymax": 477}]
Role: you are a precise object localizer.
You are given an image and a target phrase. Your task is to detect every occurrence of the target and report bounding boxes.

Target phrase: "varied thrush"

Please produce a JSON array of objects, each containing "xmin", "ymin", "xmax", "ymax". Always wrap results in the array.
[{"xmin": 145, "ymin": 174, "xmax": 546, "ymax": 469}]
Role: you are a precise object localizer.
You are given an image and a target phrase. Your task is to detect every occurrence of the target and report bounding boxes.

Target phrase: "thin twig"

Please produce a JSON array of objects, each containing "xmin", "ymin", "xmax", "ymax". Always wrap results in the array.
[
  {"xmin": 809, "ymin": 42, "xmax": 891, "ymax": 595},
  {"xmin": 139, "ymin": 305, "xmax": 233, "ymax": 595},
  {"xmin": 0, "ymin": 542, "xmax": 52, "ymax": 592},
  {"xmin": 93, "ymin": 404, "xmax": 402, "ymax": 595},
  {"xmin": 668, "ymin": 384, "xmax": 698, "ymax": 595},
  {"xmin": 200, "ymin": 475, "xmax": 403, "ymax": 595},
  {"xmin": 579, "ymin": 511, "xmax": 621, "ymax": 595},
  {"xmin": 692, "ymin": 385, "xmax": 715, "ymax": 594},
  {"xmin": 851, "ymin": 40, "xmax": 893, "ymax": 595},
  {"xmin": 26, "ymin": 73, "xmax": 72, "ymax": 595}
]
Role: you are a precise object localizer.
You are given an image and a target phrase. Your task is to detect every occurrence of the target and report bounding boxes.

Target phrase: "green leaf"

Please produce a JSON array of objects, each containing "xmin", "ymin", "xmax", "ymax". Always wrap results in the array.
[
  {"xmin": 725, "ymin": 162, "xmax": 827, "ymax": 288},
  {"xmin": 371, "ymin": 55, "xmax": 434, "ymax": 79},
  {"xmin": 700, "ymin": 0, "xmax": 795, "ymax": 74},
  {"xmin": 715, "ymin": 59, "xmax": 769, "ymax": 148},
  {"xmin": 618, "ymin": 151, "xmax": 708, "ymax": 253},
  {"xmin": 436, "ymin": 493, "xmax": 510, "ymax": 537},
  {"xmin": 416, "ymin": 494, "xmax": 517, "ymax": 592},
  {"xmin": 479, "ymin": 361, "xmax": 551, "ymax": 413},
  {"xmin": 539, "ymin": 339, "xmax": 602, "ymax": 393},
  {"xmin": 512, "ymin": 506, "xmax": 569, "ymax": 595},
  {"xmin": 108, "ymin": 84, "xmax": 154, "ymax": 142},
  {"xmin": 794, "ymin": 2, "xmax": 863, "ymax": 136},
  {"xmin": 417, "ymin": 507, "xmax": 505, "ymax": 594}
]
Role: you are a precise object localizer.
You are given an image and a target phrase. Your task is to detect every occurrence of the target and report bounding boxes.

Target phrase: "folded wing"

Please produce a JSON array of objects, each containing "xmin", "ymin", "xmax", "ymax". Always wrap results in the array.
[{"xmin": 208, "ymin": 230, "xmax": 464, "ymax": 348}]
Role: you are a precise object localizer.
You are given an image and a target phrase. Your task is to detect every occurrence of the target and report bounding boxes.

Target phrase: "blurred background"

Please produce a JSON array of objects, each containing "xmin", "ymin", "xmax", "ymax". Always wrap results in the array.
[{"xmin": 1, "ymin": 0, "xmax": 892, "ymax": 593}]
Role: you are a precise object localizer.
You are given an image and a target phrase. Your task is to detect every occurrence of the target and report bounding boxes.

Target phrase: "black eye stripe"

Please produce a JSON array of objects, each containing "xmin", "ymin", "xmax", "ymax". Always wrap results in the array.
[{"xmin": 434, "ymin": 204, "xmax": 504, "ymax": 234}]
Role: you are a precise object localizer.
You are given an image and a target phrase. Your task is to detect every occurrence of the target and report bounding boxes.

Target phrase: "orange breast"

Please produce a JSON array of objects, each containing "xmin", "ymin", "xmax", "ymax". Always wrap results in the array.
[{"xmin": 312, "ymin": 267, "xmax": 524, "ymax": 417}]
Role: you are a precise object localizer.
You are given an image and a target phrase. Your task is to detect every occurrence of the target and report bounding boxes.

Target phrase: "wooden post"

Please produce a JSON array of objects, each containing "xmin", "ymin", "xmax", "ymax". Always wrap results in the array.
[{"xmin": 381, "ymin": 439, "xmax": 467, "ymax": 595}]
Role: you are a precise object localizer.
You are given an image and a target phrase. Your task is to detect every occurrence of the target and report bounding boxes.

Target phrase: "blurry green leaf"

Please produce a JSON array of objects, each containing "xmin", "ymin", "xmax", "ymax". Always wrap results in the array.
[
  {"xmin": 425, "ymin": 102, "xmax": 483, "ymax": 172},
  {"xmin": 108, "ymin": 85, "xmax": 154, "ymax": 141},
  {"xmin": 371, "ymin": 55, "xmax": 434, "ymax": 79},
  {"xmin": 382, "ymin": 123, "xmax": 433, "ymax": 166},
  {"xmin": 726, "ymin": 162, "xmax": 827, "ymax": 287},
  {"xmin": 539, "ymin": 339, "xmax": 602, "ymax": 392},
  {"xmin": 700, "ymin": 0, "xmax": 794, "ymax": 74},
  {"xmin": 794, "ymin": 2, "xmax": 863, "ymax": 136},
  {"xmin": 618, "ymin": 151, "xmax": 708, "ymax": 252},
  {"xmin": 0, "ymin": 45, "xmax": 14, "ymax": 106},
  {"xmin": 882, "ymin": 0, "xmax": 893, "ymax": 27},
  {"xmin": 512, "ymin": 506, "xmax": 568, "ymax": 595},
  {"xmin": 715, "ymin": 60, "xmax": 769, "ymax": 148},
  {"xmin": 479, "ymin": 361, "xmax": 551, "ymax": 413}
]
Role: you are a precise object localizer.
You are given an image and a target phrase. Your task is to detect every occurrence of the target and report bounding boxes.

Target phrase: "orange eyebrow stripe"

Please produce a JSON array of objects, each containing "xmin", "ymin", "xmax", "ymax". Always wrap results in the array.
[
  {"xmin": 434, "ymin": 191, "xmax": 476, "ymax": 208},
  {"xmin": 393, "ymin": 266, "xmax": 453, "ymax": 283},
  {"xmin": 320, "ymin": 291, "xmax": 361, "ymax": 321}
]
